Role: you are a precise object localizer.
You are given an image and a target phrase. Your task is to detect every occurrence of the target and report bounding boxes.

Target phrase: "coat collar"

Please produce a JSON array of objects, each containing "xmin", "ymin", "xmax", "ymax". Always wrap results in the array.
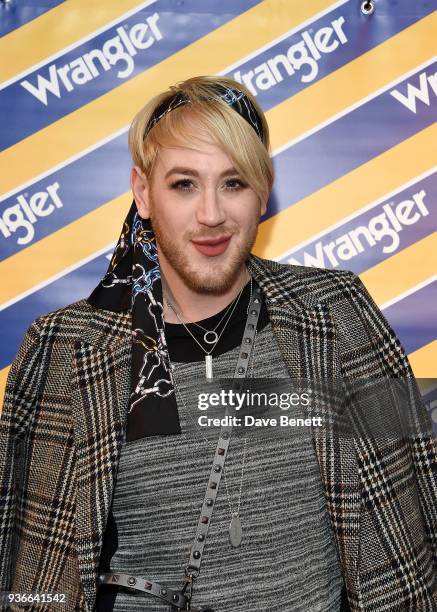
[{"xmin": 72, "ymin": 254, "xmax": 361, "ymax": 610}]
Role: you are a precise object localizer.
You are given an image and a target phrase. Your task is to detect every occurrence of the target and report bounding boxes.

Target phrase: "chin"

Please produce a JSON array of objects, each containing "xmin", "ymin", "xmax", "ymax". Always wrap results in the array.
[{"xmin": 181, "ymin": 265, "xmax": 241, "ymax": 295}]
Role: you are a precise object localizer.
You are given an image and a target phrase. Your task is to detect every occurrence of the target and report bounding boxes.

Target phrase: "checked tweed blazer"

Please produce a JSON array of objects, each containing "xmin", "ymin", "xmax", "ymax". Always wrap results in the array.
[{"xmin": 1, "ymin": 255, "xmax": 437, "ymax": 612}]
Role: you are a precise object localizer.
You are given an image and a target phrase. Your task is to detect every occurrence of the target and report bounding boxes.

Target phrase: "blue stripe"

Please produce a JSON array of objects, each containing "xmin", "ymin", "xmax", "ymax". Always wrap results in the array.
[
  {"xmin": 0, "ymin": 0, "xmax": 261, "ymax": 150},
  {"xmin": 0, "ymin": 133, "xmax": 131, "ymax": 261},
  {"xmin": 279, "ymin": 173, "xmax": 436, "ymax": 273},
  {"xmin": 422, "ymin": 386, "xmax": 437, "ymax": 406},
  {"xmin": 0, "ymin": 1, "xmax": 66, "ymax": 38},
  {"xmin": 382, "ymin": 280, "xmax": 437, "ymax": 355}
]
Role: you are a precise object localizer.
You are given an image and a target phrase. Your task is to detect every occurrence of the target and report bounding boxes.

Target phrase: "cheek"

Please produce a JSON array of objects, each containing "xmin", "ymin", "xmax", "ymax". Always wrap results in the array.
[
  {"xmin": 155, "ymin": 205, "xmax": 191, "ymax": 236},
  {"xmin": 234, "ymin": 202, "xmax": 260, "ymax": 229}
]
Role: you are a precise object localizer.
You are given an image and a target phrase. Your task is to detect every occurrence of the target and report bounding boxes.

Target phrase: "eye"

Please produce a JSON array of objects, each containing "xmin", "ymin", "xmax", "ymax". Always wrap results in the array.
[
  {"xmin": 225, "ymin": 178, "xmax": 246, "ymax": 190},
  {"xmin": 169, "ymin": 177, "xmax": 247, "ymax": 192},
  {"xmin": 170, "ymin": 179, "xmax": 194, "ymax": 191}
]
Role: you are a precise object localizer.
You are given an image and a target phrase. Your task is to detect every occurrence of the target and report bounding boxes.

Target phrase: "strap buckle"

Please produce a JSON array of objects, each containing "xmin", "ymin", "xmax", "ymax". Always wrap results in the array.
[{"xmin": 179, "ymin": 568, "xmax": 196, "ymax": 609}]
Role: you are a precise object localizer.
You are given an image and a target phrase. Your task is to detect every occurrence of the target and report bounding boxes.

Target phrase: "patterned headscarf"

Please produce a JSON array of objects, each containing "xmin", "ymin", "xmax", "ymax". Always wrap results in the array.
[
  {"xmin": 143, "ymin": 83, "xmax": 264, "ymax": 141},
  {"xmin": 87, "ymin": 85, "xmax": 264, "ymax": 441},
  {"xmin": 87, "ymin": 203, "xmax": 181, "ymax": 441}
]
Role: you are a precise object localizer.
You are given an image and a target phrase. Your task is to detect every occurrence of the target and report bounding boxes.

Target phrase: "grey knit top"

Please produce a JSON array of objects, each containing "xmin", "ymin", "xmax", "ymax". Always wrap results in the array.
[{"xmin": 98, "ymin": 317, "xmax": 344, "ymax": 611}]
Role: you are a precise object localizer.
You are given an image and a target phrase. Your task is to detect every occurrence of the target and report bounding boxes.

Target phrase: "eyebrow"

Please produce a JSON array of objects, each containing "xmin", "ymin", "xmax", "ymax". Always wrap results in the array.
[{"xmin": 164, "ymin": 166, "xmax": 239, "ymax": 179}]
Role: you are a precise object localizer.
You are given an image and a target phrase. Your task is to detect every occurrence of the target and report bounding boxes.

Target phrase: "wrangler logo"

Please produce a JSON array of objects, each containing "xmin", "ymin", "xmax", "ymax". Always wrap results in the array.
[
  {"xmin": 20, "ymin": 13, "xmax": 163, "ymax": 106},
  {"xmin": 233, "ymin": 16, "xmax": 348, "ymax": 94},
  {"xmin": 286, "ymin": 189, "xmax": 429, "ymax": 268}
]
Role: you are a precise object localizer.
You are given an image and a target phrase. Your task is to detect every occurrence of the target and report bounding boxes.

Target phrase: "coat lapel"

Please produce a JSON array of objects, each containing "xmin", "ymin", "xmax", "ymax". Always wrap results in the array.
[
  {"xmin": 71, "ymin": 306, "xmax": 132, "ymax": 611},
  {"xmin": 247, "ymin": 255, "xmax": 362, "ymax": 609}
]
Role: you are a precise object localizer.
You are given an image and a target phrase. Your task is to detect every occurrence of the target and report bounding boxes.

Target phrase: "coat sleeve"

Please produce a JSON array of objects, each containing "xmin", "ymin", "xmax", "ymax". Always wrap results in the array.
[
  {"xmin": 0, "ymin": 320, "xmax": 45, "ymax": 591},
  {"xmin": 347, "ymin": 272, "xmax": 437, "ymax": 567}
]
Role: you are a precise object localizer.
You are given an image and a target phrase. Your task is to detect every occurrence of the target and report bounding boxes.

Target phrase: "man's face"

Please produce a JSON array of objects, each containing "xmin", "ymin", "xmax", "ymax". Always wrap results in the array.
[{"xmin": 132, "ymin": 135, "xmax": 266, "ymax": 294}]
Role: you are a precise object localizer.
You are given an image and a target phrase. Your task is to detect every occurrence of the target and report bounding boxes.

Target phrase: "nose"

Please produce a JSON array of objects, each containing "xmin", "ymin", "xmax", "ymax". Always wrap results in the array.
[{"xmin": 195, "ymin": 187, "xmax": 226, "ymax": 227}]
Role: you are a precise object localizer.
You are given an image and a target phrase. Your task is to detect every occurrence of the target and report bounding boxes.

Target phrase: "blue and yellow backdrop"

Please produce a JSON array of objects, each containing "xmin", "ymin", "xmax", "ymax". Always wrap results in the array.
[{"xmin": 0, "ymin": 0, "xmax": 436, "ymax": 420}]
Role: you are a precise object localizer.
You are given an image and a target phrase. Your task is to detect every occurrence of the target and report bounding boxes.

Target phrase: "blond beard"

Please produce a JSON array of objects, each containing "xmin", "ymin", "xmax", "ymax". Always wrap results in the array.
[{"xmin": 149, "ymin": 213, "xmax": 258, "ymax": 295}]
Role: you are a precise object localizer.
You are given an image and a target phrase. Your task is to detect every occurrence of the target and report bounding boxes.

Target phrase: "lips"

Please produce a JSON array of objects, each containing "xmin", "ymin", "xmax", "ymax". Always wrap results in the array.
[{"xmin": 191, "ymin": 235, "xmax": 232, "ymax": 257}]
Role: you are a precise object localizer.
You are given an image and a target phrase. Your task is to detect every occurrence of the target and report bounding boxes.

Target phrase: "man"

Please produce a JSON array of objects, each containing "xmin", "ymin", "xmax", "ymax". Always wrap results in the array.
[{"xmin": 1, "ymin": 76, "xmax": 436, "ymax": 612}]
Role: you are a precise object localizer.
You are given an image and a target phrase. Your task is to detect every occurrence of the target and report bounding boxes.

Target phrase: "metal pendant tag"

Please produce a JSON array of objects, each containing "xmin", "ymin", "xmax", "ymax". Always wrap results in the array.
[
  {"xmin": 229, "ymin": 513, "xmax": 242, "ymax": 547},
  {"xmin": 205, "ymin": 355, "xmax": 213, "ymax": 379}
]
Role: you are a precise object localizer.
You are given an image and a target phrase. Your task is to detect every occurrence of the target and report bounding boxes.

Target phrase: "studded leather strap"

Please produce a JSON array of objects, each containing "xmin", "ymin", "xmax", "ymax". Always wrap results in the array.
[
  {"xmin": 98, "ymin": 569, "xmax": 212, "ymax": 610},
  {"xmin": 98, "ymin": 284, "xmax": 263, "ymax": 611},
  {"xmin": 98, "ymin": 571, "xmax": 189, "ymax": 608},
  {"xmin": 186, "ymin": 283, "xmax": 262, "ymax": 576}
]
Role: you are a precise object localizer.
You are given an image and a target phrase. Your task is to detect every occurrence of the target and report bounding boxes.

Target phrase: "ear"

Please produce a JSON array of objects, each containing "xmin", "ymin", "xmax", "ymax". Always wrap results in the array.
[
  {"xmin": 131, "ymin": 165, "xmax": 151, "ymax": 219},
  {"xmin": 260, "ymin": 197, "xmax": 267, "ymax": 217}
]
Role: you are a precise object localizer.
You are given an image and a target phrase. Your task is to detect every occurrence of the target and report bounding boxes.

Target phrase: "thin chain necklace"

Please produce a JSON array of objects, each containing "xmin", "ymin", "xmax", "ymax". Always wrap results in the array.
[
  {"xmin": 186, "ymin": 275, "xmax": 251, "ymax": 341},
  {"xmin": 179, "ymin": 293, "xmax": 239, "ymax": 342},
  {"xmin": 171, "ymin": 325, "xmax": 258, "ymax": 548},
  {"xmin": 165, "ymin": 275, "xmax": 252, "ymax": 379},
  {"xmin": 164, "ymin": 274, "xmax": 251, "ymax": 343},
  {"xmin": 223, "ymin": 437, "xmax": 247, "ymax": 547},
  {"xmin": 165, "ymin": 283, "xmax": 244, "ymax": 354}
]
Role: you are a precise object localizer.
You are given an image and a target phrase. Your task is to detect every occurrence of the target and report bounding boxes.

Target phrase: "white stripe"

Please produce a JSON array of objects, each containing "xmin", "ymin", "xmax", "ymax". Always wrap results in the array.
[
  {"xmin": 380, "ymin": 275, "xmax": 437, "ymax": 311},
  {"xmin": 0, "ymin": 0, "xmax": 158, "ymax": 90},
  {"xmin": 0, "ymin": 126, "xmax": 129, "ymax": 201},
  {"xmin": 275, "ymin": 167, "xmax": 436, "ymax": 260},
  {"xmin": 0, "ymin": 241, "xmax": 116, "ymax": 312},
  {"xmin": 272, "ymin": 56, "xmax": 436, "ymax": 156},
  {"xmin": 218, "ymin": 0, "xmax": 351, "ymax": 75}
]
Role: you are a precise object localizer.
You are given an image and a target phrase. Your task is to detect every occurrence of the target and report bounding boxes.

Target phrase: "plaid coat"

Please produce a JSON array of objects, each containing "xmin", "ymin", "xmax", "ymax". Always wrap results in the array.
[{"xmin": 1, "ymin": 254, "xmax": 436, "ymax": 612}]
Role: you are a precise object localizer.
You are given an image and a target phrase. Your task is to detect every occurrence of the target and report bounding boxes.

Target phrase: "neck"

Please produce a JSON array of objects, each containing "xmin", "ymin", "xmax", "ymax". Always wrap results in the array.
[{"xmin": 161, "ymin": 265, "xmax": 251, "ymax": 324}]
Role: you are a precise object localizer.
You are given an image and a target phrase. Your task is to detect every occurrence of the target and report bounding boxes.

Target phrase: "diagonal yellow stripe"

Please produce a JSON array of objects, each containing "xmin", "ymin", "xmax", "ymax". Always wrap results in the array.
[
  {"xmin": 358, "ymin": 233, "xmax": 437, "ymax": 305},
  {"xmin": 0, "ymin": 193, "xmax": 128, "ymax": 305},
  {"xmin": 2, "ymin": 5, "xmax": 434, "ymax": 194},
  {"xmin": 253, "ymin": 124, "xmax": 436, "ymax": 258},
  {"xmin": 267, "ymin": 12, "xmax": 436, "ymax": 150},
  {"xmin": 0, "ymin": 0, "xmax": 152, "ymax": 84},
  {"xmin": 409, "ymin": 341, "xmax": 437, "ymax": 379}
]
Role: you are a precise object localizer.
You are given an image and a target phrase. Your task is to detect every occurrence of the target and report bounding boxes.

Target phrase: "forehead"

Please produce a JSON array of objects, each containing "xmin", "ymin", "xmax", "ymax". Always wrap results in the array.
[{"xmin": 154, "ymin": 140, "xmax": 235, "ymax": 175}]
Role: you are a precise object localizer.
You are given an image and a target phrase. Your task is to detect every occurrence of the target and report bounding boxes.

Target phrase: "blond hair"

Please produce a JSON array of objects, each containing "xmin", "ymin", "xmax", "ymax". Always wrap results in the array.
[{"xmin": 128, "ymin": 75, "xmax": 274, "ymax": 208}]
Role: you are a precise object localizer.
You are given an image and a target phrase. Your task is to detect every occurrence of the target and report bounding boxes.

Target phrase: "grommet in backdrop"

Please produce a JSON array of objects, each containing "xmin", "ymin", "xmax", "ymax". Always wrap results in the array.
[{"xmin": 361, "ymin": 0, "xmax": 375, "ymax": 15}]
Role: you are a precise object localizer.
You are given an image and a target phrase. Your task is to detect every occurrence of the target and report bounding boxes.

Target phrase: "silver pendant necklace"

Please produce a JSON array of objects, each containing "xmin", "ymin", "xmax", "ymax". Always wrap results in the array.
[
  {"xmin": 186, "ymin": 297, "xmax": 239, "ymax": 345},
  {"xmin": 224, "ymin": 436, "xmax": 247, "ymax": 547},
  {"xmin": 164, "ymin": 275, "xmax": 252, "ymax": 379}
]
